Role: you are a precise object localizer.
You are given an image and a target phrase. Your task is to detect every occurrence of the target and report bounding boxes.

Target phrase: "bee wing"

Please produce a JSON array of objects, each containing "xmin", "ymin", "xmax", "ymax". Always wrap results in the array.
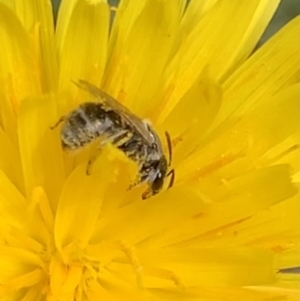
[{"xmin": 74, "ymin": 80, "xmax": 155, "ymax": 145}]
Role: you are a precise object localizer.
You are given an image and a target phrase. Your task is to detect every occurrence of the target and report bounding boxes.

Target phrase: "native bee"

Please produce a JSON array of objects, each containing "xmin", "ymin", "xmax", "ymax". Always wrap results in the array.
[{"xmin": 52, "ymin": 80, "xmax": 174, "ymax": 199}]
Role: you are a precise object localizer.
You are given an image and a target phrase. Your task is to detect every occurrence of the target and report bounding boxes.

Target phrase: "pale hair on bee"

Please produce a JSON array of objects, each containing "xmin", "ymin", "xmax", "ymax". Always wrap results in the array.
[{"xmin": 51, "ymin": 80, "xmax": 175, "ymax": 199}]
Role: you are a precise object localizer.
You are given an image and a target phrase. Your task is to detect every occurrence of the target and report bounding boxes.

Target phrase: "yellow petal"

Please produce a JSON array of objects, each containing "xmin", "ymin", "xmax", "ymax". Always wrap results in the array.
[
  {"xmin": 0, "ymin": 0, "xmax": 51, "ymax": 33},
  {"xmin": 161, "ymin": 70, "xmax": 222, "ymax": 166},
  {"xmin": 34, "ymin": 0, "xmax": 57, "ymax": 93},
  {"xmin": 107, "ymin": 0, "xmax": 147, "ymax": 54},
  {"xmin": 138, "ymin": 248, "xmax": 275, "ymax": 286},
  {"xmin": 276, "ymin": 272, "xmax": 300, "ymax": 290},
  {"xmin": 54, "ymin": 147, "xmax": 130, "ymax": 250},
  {"xmin": 219, "ymin": 0, "xmax": 281, "ymax": 81},
  {"xmin": 159, "ymin": 0, "xmax": 280, "ymax": 121},
  {"xmin": 175, "ymin": 0, "xmax": 218, "ymax": 43},
  {"xmin": 0, "ymin": 169, "xmax": 27, "ymax": 230},
  {"xmin": 178, "ymin": 84, "xmax": 300, "ymax": 186},
  {"xmin": 0, "ymin": 127, "xmax": 24, "ymax": 193},
  {"xmin": 262, "ymin": 135, "xmax": 300, "ymax": 178},
  {"xmin": 0, "ymin": 268, "xmax": 44, "ymax": 295},
  {"xmin": 0, "ymin": 4, "xmax": 41, "ymax": 143},
  {"xmin": 0, "ymin": 0, "xmax": 57, "ymax": 92},
  {"xmin": 191, "ymin": 194, "xmax": 300, "ymax": 251},
  {"xmin": 0, "ymin": 171, "xmax": 51, "ymax": 253},
  {"xmin": 0, "ymin": 246, "xmax": 43, "ymax": 282},
  {"xmin": 249, "ymin": 275, "xmax": 300, "ymax": 301},
  {"xmin": 97, "ymin": 269, "xmax": 159, "ymax": 301},
  {"xmin": 213, "ymin": 17, "xmax": 300, "ymax": 131},
  {"xmin": 33, "ymin": 186, "xmax": 54, "ymax": 233},
  {"xmin": 119, "ymin": 278, "xmax": 297, "ymax": 301},
  {"xmin": 145, "ymin": 165, "xmax": 296, "ymax": 248},
  {"xmin": 87, "ymin": 281, "xmax": 120, "ymax": 301},
  {"xmin": 162, "ymin": 70, "xmax": 222, "ymax": 135},
  {"xmin": 103, "ymin": 0, "xmax": 181, "ymax": 115},
  {"xmin": 49, "ymin": 258, "xmax": 83, "ymax": 299},
  {"xmin": 55, "ymin": 0, "xmax": 76, "ymax": 54},
  {"xmin": 18, "ymin": 95, "xmax": 65, "ymax": 203},
  {"xmin": 19, "ymin": 287, "xmax": 42, "ymax": 301},
  {"xmin": 57, "ymin": 0, "xmax": 110, "ymax": 110},
  {"xmin": 54, "ymin": 165, "xmax": 105, "ymax": 251},
  {"xmin": 276, "ymin": 246, "xmax": 300, "ymax": 271},
  {"xmin": 97, "ymin": 187, "xmax": 205, "ymax": 245},
  {"xmin": 148, "ymin": 286, "xmax": 280, "ymax": 301}
]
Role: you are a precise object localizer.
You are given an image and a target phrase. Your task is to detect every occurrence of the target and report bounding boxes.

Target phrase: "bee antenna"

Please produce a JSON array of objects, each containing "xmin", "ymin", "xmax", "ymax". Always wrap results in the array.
[
  {"xmin": 167, "ymin": 169, "xmax": 175, "ymax": 189},
  {"xmin": 165, "ymin": 131, "xmax": 172, "ymax": 167}
]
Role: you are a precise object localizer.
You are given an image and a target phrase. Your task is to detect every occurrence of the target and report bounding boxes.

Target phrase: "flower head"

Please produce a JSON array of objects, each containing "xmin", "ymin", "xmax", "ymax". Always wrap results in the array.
[{"xmin": 0, "ymin": 0, "xmax": 299, "ymax": 300}]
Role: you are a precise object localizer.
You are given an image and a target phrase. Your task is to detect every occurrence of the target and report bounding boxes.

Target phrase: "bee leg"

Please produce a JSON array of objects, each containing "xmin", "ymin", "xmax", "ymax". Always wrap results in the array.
[
  {"xmin": 142, "ymin": 188, "xmax": 152, "ymax": 200},
  {"xmin": 86, "ymin": 155, "xmax": 97, "ymax": 175},
  {"xmin": 86, "ymin": 147, "xmax": 103, "ymax": 175},
  {"xmin": 50, "ymin": 116, "xmax": 65, "ymax": 130},
  {"xmin": 128, "ymin": 179, "xmax": 153, "ymax": 200},
  {"xmin": 127, "ymin": 178, "xmax": 141, "ymax": 190}
]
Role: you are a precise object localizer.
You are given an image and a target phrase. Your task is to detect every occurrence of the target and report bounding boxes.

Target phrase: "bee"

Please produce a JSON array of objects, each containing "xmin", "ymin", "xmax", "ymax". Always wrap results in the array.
[{"xmin": 52, "ymin": 80, "xmax": 174, "ymax": 199}]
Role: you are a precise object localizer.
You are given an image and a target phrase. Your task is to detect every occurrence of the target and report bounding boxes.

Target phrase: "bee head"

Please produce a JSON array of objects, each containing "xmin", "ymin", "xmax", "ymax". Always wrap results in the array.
[{"xmin": 142, "ymin": 156, "xmax": 168, "ymax": 199}]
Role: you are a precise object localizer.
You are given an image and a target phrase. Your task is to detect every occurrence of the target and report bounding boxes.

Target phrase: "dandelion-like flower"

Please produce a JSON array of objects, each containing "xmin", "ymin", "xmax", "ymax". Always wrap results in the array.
[{"xmin": 0, "ymin": 0, "xmax": 299, "ymax": 300}]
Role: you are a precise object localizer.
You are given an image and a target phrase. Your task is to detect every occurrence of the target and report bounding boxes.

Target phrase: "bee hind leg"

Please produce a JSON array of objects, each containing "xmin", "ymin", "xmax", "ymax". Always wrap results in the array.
[
  {"xmin": 86, "ymin": 155, "xmax": 98, "ymax": 175},
  {"xmin": 86, "ymin": 147, "xmax": 103, "ymax": 175}
]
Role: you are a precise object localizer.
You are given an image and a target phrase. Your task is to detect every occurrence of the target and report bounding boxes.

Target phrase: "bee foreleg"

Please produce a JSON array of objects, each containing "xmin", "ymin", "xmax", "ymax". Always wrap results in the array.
[
  {"xmin": 142, "ymin": 188, "xmax": 152, "ymax": 200},
  {"xmin": 128, "ymin": 178, "xmax": 142, "ymax": 190}
]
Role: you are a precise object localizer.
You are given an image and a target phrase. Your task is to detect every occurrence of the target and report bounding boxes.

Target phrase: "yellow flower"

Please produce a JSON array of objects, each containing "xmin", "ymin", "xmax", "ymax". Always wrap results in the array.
[{"xmin": 0, "ymin": 0, "xmax": 299, "ymax": 300}]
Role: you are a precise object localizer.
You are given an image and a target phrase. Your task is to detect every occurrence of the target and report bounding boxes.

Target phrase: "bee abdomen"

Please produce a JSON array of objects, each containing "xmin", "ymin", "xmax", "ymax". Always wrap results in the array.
[{"xmin": 61, "ymin": 103, "xmax": 115, "ymax": 150}]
